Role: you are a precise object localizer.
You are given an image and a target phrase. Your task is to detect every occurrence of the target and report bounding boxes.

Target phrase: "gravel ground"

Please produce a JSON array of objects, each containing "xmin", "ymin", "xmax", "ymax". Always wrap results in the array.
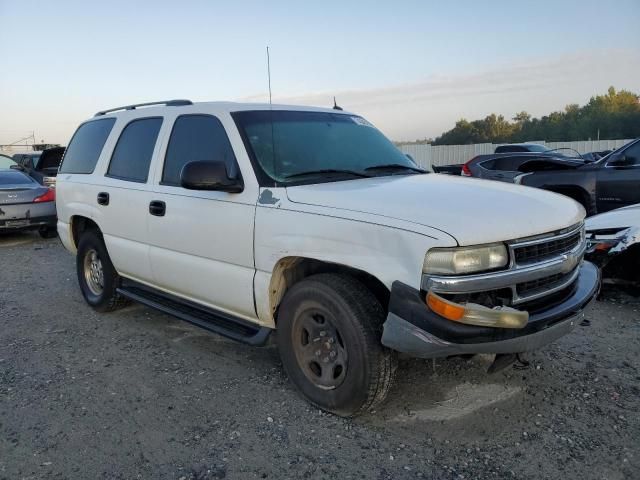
[{"xmin": 0, "ymin": 232, "xmax": 638, "ymax": 480}]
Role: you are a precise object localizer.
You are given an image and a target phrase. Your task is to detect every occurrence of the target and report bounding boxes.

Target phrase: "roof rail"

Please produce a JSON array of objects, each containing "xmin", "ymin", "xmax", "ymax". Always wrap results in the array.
[{"xmin": 94, "ymin": 99, "xmax": 193, "ymax": 117}]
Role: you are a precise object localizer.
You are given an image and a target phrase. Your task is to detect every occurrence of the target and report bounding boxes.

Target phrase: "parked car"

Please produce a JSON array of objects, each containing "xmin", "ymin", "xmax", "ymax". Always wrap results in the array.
[
  {"xmin": 460, "ymin": 152, "xmax": 574, "ymax": 181},
  {"xmin": 585, "ymin": 203, "xmax": 639, "ymax": 287},
  {"xmin": 515, "ymin": 138, "xmax": 640, "ymax": 215},
  {"xmin": 0, "ymin": 167, "xmax": 57, "ymax": 238},
  {"xmin": 457, "ymin": 138, "xmax": 640, "ymax": 216},
  {"xmin": 12, "ymin": 146, "xmax": 65, "ymax": 187},
  {"xmin": 56, "ymin": 99, "xmax": 599, "ymax": 416}
]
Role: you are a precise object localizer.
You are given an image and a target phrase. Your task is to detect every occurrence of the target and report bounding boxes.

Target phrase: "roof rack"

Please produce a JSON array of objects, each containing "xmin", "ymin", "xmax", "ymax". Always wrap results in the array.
[{"xmin": 94, "ymin": 99, "xmax": 193, "ymax": 117}]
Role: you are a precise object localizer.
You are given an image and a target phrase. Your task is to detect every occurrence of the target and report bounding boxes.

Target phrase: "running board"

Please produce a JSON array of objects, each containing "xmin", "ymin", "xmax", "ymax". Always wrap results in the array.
[{"xmin": 116, "ymin": 283, "xmax": 272, "ymax": 346}]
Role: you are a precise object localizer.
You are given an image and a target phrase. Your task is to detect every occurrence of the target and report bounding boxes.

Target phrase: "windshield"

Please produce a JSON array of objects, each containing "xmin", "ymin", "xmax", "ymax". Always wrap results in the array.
[{"xmin": 233, "ymin": 110, "xmax": 419, "ymax": 184}]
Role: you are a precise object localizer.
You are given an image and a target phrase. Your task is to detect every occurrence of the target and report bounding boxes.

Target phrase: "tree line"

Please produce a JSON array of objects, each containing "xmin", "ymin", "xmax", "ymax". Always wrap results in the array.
[{"xmin": 412, "ymin": 87, "xmax": 639, "ymax": 146}]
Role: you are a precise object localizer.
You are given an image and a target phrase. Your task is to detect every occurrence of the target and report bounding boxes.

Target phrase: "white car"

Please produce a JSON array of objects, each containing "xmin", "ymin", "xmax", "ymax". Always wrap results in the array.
[
  {"xmin": 56, "ymin": 100, "xmax": 599, "ymax": 416},
  {"xmin": 585, "ymin": 203, "xmax": 639, "ymax": 285}
]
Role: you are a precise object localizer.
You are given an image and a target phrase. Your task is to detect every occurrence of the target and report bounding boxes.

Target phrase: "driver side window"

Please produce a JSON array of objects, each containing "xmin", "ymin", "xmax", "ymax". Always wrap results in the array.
[{"xmin": 162, "ymin": 114, "xmax": 238, "ymax": 186}]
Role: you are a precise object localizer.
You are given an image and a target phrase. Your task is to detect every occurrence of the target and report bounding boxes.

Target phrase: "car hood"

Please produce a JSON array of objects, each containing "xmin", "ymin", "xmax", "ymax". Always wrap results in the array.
[
  {"xmin": 586, "ymin": 203, "xmax": 640, "ymax": 231},
  {"xmin": 285, "ymin": 175, "xmax": 585, "ymax": 245}
]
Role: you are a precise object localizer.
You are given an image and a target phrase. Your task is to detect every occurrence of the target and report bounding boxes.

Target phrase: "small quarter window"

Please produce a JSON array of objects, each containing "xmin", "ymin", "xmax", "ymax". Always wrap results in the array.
[
  {"xmin": 107, "ymin": 117, "xmax": 162, "ymax": 183},
  {"xmin": 59, "ymin": 118, "xmax": 116, "ymax": 174}
]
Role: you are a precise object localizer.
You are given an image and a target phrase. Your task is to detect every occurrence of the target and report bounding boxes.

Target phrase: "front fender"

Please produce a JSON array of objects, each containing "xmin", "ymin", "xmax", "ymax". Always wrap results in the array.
[{"xmin": 253, "ymin": 201, "xmax": 454, "ymax": 326}]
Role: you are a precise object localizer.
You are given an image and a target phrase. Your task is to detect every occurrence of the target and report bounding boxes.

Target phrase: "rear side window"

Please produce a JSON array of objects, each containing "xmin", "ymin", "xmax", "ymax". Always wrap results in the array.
[
  {"xmin": 162, "ymin": 114, "xmax": 237, "ymax": 186},
  {"xmin": 107, "ymin": 117, "xmax": 163, "ymax": 183},
  {"xmin": 59, "ymin": 118, "xmax": 116, "ymax": 174}
]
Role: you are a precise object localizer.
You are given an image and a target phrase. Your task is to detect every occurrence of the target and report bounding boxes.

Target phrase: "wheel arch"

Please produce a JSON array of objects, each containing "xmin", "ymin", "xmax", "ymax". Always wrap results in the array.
[
  {"xmin": 70, "ymin": 215, "xmax": 102, "ymax": 250},
  {"xmin": 265, "ymin": 256, "xmax": 390, "ymax": 326}
]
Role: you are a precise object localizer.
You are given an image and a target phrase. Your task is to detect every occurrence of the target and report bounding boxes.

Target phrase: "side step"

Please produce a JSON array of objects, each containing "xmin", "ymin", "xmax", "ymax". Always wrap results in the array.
[{"xmin": 116, "ymin": 282, "xmax": 272, "ymax": 346}]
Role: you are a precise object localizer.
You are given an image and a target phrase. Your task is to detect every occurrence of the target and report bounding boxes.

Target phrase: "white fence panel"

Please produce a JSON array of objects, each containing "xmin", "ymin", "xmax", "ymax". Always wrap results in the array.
[
  {"xmin": 399, "ymin": 139, "xmax": 633, "ymax": 169},
  {"xmin": 400, "ymin": 144, "xmax": 432, "ymax": 170}
]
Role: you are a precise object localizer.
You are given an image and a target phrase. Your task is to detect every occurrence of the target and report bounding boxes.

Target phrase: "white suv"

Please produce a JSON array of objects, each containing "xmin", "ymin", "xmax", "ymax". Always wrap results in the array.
[{"xmin": 57, "ymin": 100, "xmax": 599, "ymax": 416}]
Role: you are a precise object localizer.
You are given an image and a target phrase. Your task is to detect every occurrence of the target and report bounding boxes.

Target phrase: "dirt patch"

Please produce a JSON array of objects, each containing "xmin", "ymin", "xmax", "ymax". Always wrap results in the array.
[{"xmin": 1, "ymin": 239, "xmax": 638, "ymax": 479}]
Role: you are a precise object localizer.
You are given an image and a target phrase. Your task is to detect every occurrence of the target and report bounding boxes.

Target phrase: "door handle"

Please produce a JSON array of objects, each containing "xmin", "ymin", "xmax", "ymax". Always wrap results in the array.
[
  {"xmin": 97, "ymin": 192, "xmax": 109, "ymax": 205},
  {"xmin": 149, "ymin": 200, "xmax": 166, "ymax": 217}
]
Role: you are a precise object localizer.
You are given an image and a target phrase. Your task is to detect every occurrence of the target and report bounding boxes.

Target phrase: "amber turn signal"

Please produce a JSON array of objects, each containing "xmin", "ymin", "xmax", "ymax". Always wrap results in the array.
[{"xmin": 426, "ymin": 291, "xmax": 528, "ymax": 329}]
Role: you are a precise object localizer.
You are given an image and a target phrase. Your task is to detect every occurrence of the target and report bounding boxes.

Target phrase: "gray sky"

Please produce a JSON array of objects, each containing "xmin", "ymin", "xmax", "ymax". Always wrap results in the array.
[{"xmin": 1, "ymin": 0, "xmax": 639, "ymax": 145}]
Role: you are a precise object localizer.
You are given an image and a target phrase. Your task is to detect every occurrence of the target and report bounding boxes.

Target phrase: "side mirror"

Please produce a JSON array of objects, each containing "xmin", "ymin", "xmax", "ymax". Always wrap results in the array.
[
  {"xmin": 180, "ymin": 160, "xmax": 243, "ymax": 193},
  {"xmin": 9, "ymin": 164, "xmax": 24, "ymax": 171}
]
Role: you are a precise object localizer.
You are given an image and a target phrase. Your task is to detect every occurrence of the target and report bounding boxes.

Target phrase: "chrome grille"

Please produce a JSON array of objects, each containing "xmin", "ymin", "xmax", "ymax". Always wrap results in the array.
[
  {"xmin": 514, "ymin": 230, "xmax": 582, "ymax": 265},
  {"xmin": 516, "ymin": 271, "xmax": 573, "ymax": 297}
]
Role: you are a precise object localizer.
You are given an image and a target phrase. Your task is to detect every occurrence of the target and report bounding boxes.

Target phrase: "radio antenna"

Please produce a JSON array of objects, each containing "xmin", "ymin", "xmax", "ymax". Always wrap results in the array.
[
  {"xmin": 266, "ymin": 46, "xmax": 277, "ymax": 184},
  {"xmin": 266, "ymin": 46, "xmax": 273, "ymax": 106}
]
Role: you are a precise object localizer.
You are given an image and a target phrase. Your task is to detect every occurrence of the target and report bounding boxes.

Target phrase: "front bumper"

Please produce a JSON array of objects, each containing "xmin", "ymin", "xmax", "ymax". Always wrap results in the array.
[{"xmin": 381, "ymin": 261, "xmax": 599, "ymax": 359}]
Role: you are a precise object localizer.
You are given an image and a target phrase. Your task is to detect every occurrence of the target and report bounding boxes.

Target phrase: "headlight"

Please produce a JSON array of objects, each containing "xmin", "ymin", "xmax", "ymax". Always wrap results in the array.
[{"xmin": 423, "ymin": 243, "xmax": 509, "ymax": 275}]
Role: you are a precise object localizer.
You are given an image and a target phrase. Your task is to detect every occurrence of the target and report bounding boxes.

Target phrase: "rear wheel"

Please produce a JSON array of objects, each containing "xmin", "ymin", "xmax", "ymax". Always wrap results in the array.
[
  {"xmin": 277, "ymin": 273, "xmax": 397, "ymax": 417},
  {"xmin": 76, "ymin": 230, "xmax": 129, "ymax": 312}
]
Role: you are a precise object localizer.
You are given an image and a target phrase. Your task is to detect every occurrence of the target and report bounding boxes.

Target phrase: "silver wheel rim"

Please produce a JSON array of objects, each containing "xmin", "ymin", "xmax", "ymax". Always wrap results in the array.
[{"xmin": 83, "ymin": 249, "xmax": 104, "ymax": 296}]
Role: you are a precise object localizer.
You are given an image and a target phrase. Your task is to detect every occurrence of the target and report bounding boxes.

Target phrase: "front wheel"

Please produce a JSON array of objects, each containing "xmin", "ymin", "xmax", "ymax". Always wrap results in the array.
[
  {"xmin": 76, "ymin": 230, "xmax": 129, "ymax": 312},
  {"xmin": 277, "ymin": 273, "xmax": 397, "ymax": 417}
]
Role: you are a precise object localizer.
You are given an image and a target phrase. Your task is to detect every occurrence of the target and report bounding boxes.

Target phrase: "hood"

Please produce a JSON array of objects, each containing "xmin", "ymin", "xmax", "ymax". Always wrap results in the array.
[
  {"xmin": 586, "ymin": 204, "xmax": 640, "ymax": 231},
  {"xmin": 285, "ymin": 175, "xmax": 584, "ymax": 246}
]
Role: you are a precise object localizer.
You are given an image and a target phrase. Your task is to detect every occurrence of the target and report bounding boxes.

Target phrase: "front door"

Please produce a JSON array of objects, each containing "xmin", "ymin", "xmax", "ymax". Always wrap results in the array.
[
  {"xmin": 596, "ymin": 141, "xmax": 640, "ymax": 212},
  {"xmin": 147, "ymin": 114, "xmax": 258, "ymax": 320}
]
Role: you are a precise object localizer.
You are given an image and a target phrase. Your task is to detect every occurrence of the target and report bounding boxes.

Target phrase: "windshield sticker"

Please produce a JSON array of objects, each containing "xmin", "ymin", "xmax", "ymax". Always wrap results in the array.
[{"xmin": 351, "ymin": 116, "xmax": 375, "ymax": 128}]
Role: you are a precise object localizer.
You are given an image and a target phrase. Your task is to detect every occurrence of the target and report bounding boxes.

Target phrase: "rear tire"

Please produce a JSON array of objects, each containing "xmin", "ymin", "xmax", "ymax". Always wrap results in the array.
[
  {"xmin": 76, "ymin": 230, "xmax": 129, "ymax": 312},
  {"xmin": 277, "ymin": 273, "xmax": 397, "ymax": 417}
]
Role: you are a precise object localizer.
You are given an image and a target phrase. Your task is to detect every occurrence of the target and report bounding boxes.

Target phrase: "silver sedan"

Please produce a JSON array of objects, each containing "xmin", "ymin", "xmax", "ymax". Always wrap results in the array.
[{"xmin": 0, "ymin": 166, "xmax": 57, "ymax": 238}]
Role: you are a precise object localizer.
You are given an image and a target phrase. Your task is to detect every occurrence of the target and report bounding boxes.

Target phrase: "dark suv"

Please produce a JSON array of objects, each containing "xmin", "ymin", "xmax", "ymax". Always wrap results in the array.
[
  {"xmin": 517, "ymin": 138, "xmax": 640, "ymax": 215},
  {"xmin": 12, "ymin": 146, "xmax": 65, "ymax": 187}
]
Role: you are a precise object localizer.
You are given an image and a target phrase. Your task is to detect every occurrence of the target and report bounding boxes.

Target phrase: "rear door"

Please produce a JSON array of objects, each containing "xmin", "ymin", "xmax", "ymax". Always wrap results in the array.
[
  {"xmin": 96, "ymin": 117, "xmax": 163, "ymax": 283},
  {"xmin": 596, "ymin": 141, "xmax": 640, "ymax": 212}
]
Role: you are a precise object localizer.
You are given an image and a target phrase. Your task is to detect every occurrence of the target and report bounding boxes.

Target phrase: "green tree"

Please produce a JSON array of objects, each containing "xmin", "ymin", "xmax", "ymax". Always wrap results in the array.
[{"xmin": 431, "ymin": 87, "xmax": 640, "ymax": 145}]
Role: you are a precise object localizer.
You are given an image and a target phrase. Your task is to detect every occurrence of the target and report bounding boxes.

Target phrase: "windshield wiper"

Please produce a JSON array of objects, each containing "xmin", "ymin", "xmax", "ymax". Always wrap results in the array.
[
  {"xmin": 364, "ymin": 164, "xmax": 426, "ymax": 174},
  {"xmin": 283, "ymin": 169, "xmax": 371, "ymax": 180}
]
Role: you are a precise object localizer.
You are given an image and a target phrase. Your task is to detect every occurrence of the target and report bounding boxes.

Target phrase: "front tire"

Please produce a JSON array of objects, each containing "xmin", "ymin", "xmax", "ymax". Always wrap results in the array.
[
  {"xmin": 76, "ymin": 230, "xmax": 129, "ymax": 312},
  {"xmin": 277, "ymin": 273, "xmax": 397, "ymax": 417}
]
